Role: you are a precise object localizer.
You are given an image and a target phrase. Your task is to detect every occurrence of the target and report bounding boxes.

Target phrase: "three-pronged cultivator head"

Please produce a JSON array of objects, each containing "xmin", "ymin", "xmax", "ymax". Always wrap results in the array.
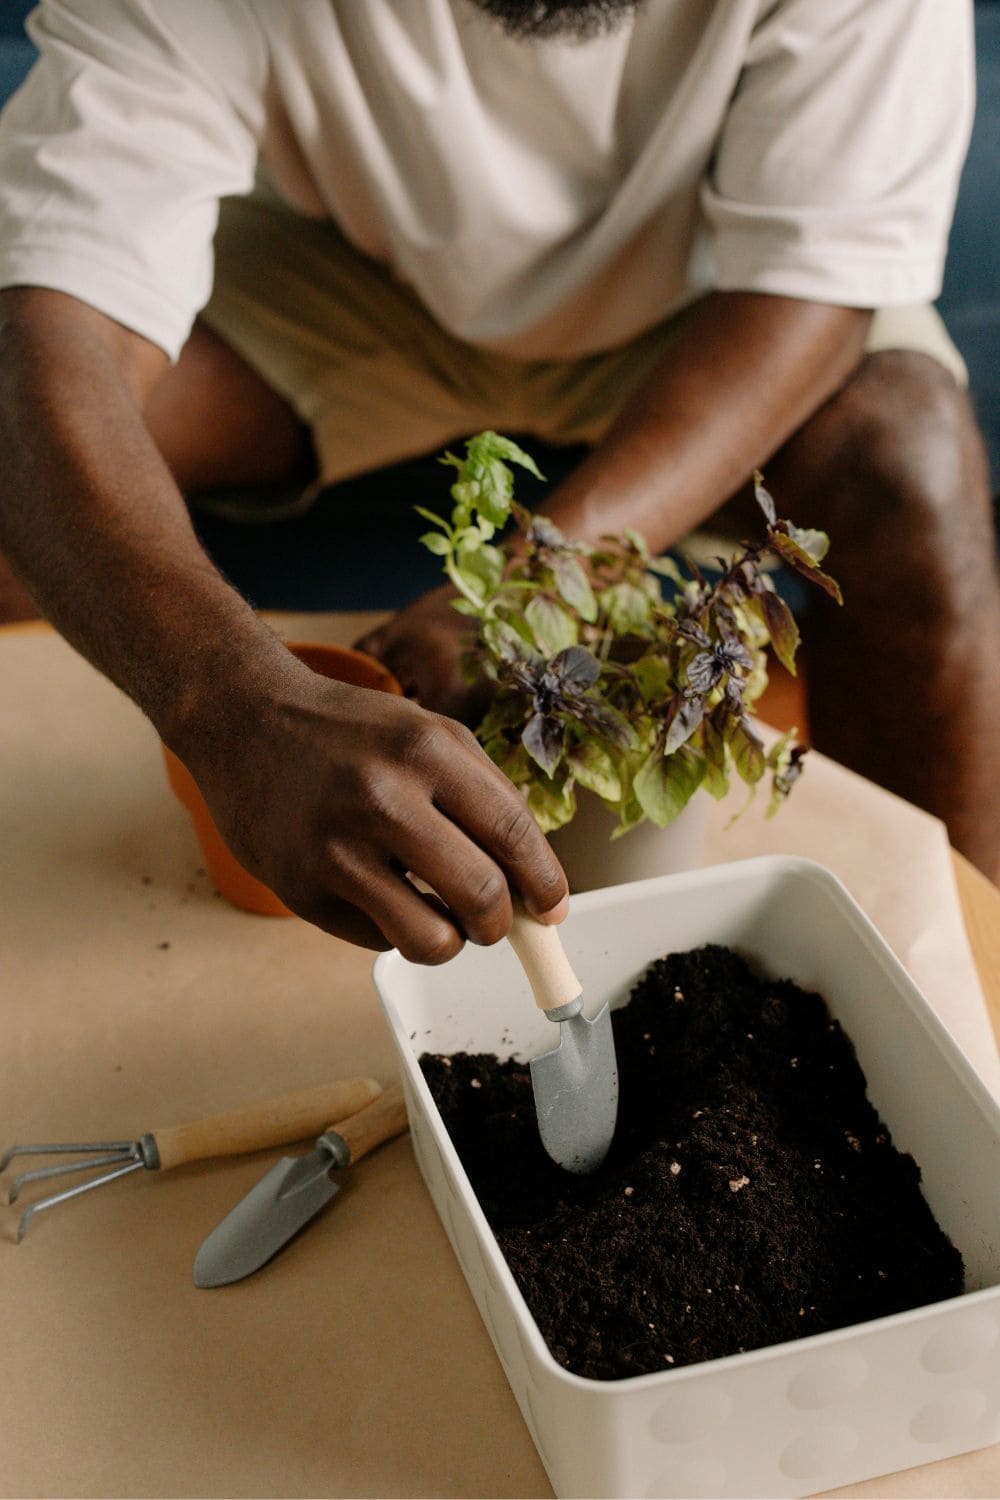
[{"xmin": 1, "ymin": 1139, "xmax": 151, "ymax": 1241}]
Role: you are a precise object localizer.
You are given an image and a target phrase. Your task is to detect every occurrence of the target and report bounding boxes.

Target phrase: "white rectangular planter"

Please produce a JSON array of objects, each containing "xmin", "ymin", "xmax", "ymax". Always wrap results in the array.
[{"xmin": 373, "ymin": 856, "xmax": 1000, "ymax": 1498}]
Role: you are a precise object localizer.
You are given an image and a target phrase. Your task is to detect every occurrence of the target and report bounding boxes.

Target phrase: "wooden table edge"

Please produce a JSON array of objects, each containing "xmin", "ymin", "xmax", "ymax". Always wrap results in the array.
[
  {"xmin": 0, "ymin": 616, "xmax": 53, "ymax": 635},
  {"xmin": 952, "ymin": 849, "xmax": 1000, "ymax": 1051}
]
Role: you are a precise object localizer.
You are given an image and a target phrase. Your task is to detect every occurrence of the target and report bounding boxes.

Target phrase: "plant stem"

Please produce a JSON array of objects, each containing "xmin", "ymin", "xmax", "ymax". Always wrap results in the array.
[{"xmin": 444, "ymin": 552, "xmax": 489, "ymax": 611}]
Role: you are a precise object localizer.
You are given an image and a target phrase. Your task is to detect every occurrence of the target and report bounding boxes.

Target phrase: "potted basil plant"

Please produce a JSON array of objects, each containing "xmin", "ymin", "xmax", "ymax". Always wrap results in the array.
[{"xmin": 417, "ymin": 432, "xmax": 841, "ymax": 889}]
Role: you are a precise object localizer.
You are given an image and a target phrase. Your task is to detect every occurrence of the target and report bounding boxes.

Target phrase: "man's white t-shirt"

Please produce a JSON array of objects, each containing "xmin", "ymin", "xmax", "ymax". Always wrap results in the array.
[{"xmin": 0, "ymin": 0, "xmax": 975, "ymax": 363}]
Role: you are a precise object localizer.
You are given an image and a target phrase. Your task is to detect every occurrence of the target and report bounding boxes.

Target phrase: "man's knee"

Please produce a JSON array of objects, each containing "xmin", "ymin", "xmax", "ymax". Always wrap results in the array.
[
  {"xmin": 787, "ymin": 350, "xmax": 990, "ymax": 534},
  {"xmin": 143, "ymin": 320, "xmax": 314, "ymax": 494}
]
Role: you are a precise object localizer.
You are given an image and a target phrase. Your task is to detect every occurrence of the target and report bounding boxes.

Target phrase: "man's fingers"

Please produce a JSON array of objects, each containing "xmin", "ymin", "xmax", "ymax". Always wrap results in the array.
[
  {"xmin": 205, "ymin": 677, "xmax": 568, "ymax": 961},
  {"xmin": 427, "ymin": 722, "xmax": 569, "ymax": 921},
  {"xmin": 381, "ymin": 810, "xmax": 518, "ymax": 947},
  {"xmin": 324, "ymin": 857, "xmax": 466, "ymax": 965},
  {"xmin": 294, "ymin": 897, "xmax": 393, "ymax": 952}
]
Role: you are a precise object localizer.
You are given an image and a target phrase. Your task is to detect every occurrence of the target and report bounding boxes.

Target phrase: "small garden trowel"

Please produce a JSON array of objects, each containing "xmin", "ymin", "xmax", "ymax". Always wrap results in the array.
[
  {"xmin": 193, "ymin": 1082, "xmax": 408, "ymax": 1287},
  {"xmin": 507, "ymin": 910, "xmax": 618, "ymax": 1174}
]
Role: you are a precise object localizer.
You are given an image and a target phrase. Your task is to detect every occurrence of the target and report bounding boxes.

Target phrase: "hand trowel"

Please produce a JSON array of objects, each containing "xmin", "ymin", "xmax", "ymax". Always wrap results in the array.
[
  {"xmin": 193, "ymin": 1082, "xmax": 408, "ymax": 1287},
  {"xmin": 507, "ymin": 910, "xmax": 618, "ymax": 1174}
]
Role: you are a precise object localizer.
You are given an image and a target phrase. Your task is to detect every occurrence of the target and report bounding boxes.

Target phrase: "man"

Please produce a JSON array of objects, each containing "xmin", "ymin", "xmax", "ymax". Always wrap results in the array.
[{"xmin": 0, "ymin": 0, "xmax": 997, "ymax": 968}]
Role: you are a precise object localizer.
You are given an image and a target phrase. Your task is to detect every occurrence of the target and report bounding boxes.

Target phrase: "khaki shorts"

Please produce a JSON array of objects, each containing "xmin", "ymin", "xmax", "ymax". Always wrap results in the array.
[{"xmin": 201, "ymin": 191, "xmax": 968, "ymax": 519}]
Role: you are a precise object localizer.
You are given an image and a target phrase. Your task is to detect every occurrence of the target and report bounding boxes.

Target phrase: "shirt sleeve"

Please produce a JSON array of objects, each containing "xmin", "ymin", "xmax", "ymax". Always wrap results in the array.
[
  {"xmin": 0, "ymin": 0, "xmax": 265, "ymax": 359},
  {"xmin": 700, "ymin": 0, "xmax": 975, "ymax": 308}
]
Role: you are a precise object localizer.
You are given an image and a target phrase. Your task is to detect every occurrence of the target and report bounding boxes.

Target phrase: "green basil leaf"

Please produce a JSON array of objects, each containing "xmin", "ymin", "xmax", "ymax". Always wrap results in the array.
[
  {"xmin": 633, "ymin": 743, "xmax": 706, "ymax": 827},
  {"xmin": 631, "ymin": 654, "xmax": 673, "ymax": 703},
  {"xmin": 699, "ymin": 713, "xmax": 730, "ymax": 799},
  {"xmin": 784, "ymin": 522, "xmax": 830, "ymax": 562},
  {"xmin": 731, "ymin": 717, "xmax": 766, "ymax": 786},
  {"xmin": 459, "ymin": 543, "xmax": 506, "ymax": 594},
  {"xmin": 473, "ymin": 430, "xmax": 546, "ymax": 481},
  {"xmin": 453, "ymin": 566, "xmax": 486, "ymax": 602},
  {"xmin": 525, "ymin": 595, "xmax": 579, "ymax": 655},
  {"xmin": 767, "ymin": 531, "xmax": 843, "ymax": 603},
  {"xmin": 525, "ymin": 774, "xmax": 575, "ymax": 833},
  {"xmin": 623, "ymin": 526, "xmax": 650, "ymax": 559},
  {"xmin": 566, "ymin": 741, "xmax": 622, "ymax": 802},
  {"xmin": 759, "ymin": 588, "xmax": 800, "ymax": 674},
  {"xmin": 598, "ymin": 581, "xmax": 653, "ymax": 634},
  {"xmin": 610, "ymin": 793, "xmax": 646, "ymax": 838},
  {"xmin": 419, "ymin": 531, "xmax": 452, "ymax": 556},
  {"xmin": 648, "ymin": 553, "xmax": 685, "ymax": 583},
  {"xmin": 552, "ymin": 555, "xmax": 598, "ymax": 622}
]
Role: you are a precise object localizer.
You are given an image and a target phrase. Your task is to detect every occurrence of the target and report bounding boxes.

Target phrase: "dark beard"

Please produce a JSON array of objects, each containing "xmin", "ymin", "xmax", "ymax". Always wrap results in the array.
[{"xmin": 470, "ymin": 0, "xmax": 640, "ymax": 41}]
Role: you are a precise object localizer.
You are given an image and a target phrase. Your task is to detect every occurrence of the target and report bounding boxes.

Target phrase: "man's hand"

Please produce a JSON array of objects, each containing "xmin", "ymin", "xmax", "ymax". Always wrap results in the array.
[
  {"xmin": 0, "ymin": 289, "xmax": 566, "ymax": 961},
  {"xmin": 175, "ymin": 652, "xmax": 568, "ymax": 961},
  {"xmin": 354, "ymin": 582, "xmax": 491, "ymax": 722}
]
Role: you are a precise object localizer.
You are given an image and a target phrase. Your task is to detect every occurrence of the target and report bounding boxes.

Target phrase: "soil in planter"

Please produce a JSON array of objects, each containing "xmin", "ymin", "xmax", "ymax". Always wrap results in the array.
[{"xmin": 420, "ymin": 944, "xmax": 964, "ymax": 1381}]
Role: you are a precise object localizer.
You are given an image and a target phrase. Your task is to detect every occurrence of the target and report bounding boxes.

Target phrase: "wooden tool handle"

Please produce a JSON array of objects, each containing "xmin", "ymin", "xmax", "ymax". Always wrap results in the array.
[
  {"xmin": 507, "ymin": 908, "xmax": 583, "ymax": 1013},
  {"xmin": 333, "ymin": 1082, "xmax": 409, "ymax": 1165},
  {"xmin": 150, "ymin": 1077, "xmax": 383, "ymax": 1170}
]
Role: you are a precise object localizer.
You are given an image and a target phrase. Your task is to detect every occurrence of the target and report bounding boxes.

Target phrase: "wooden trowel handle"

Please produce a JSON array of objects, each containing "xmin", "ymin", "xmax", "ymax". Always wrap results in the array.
[
  {"xmin": 507, "ymin": 909, "xmax": 583, "ymax": 1013},
  {"xmin": 332, "ymin": 1081, "xmax": 409, "ymax": 1165},
  {"xmin": 149, "ymin": 1076, "xmax": 383, "ymax": 1170}
]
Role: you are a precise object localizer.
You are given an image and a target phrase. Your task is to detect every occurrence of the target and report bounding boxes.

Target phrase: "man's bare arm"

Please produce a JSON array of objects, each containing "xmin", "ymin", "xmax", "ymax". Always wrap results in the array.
[
  {"xmin": 359, "ymin": 291, "xmax": 871, "ymax": 705},
  {"xmin": 0, "ymin": 288, "xmax": 279, "ymax": 730},
  {"xmin": 539, "ymin": 291, "xmax": 870, "ymax": 550},
  {"xmin": 0, "ymin": 288, "xmax": 568, "ymax": 955}
]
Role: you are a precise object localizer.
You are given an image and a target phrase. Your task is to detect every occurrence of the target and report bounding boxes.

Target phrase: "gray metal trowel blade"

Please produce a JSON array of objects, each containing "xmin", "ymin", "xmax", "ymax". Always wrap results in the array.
[
  {"xmin": 193, "ymin": 1148, "xmax": 340, "ymax": 1288},
  {"xmin": 529, "ymin": 1002, "xmax": 618, "ymax": 1174}
]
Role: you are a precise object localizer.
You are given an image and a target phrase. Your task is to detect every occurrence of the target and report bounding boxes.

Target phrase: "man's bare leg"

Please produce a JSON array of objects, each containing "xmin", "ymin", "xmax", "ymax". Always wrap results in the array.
[
  {"xmin": 768, "ymin": 350, "xmax": 1000, "ymax": 878},
  {"xmin": 142, "ymin": 319, "xmax": 315, "ymax": 493},
  {"xmin": 0, "ymin": 549, "xmax": 38, "ymax": 621}
]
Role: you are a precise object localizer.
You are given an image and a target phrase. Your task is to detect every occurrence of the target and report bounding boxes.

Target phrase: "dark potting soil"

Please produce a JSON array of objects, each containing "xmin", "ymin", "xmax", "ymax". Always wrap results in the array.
[{"xmin": 420, "ymin": 944, "xmax": 963, "ymax": 1381}]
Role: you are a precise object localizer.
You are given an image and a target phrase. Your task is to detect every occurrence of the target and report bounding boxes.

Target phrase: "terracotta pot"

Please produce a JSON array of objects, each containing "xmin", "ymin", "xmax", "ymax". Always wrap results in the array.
[
  {"xmin": 162, "ymin": 641, "xmax": 402, "ymax": 916},
  {"xmin": 546, "ymin": 789, "xmax": 708, "ymax": 894}
]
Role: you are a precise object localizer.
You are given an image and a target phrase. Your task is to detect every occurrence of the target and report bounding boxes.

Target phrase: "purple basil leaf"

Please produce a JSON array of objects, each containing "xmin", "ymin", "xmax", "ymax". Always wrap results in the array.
[
  {"xmin": 753, "ymin": 470, "xmax": 777, "ymax": 526},
  {"xmin": 729, "ymin": 560, "xmax": 759, "ymax": 598},
  {"xmin": 580, "ymin": 699, "xmax": 638, "ymax": 750},
  {"xmin": 677, "ymin": 618, "xmax": 712, "ymax": 650},
  {"xmin": 505, "ymin": 658, "xmax": 542, "ymax": 695},
  {"xmin": 663, "ymin": 693, "xmax": 705, "ymax": 755},
  {"xmin": 522, "ymin": 712, "xmax": 564, "ymax": 777},
  {"xmin": 487, "ymin": 617, "xmax": 543, "ymax": 667},
  {"xmin": 713, "ymin": 601, "xmax": 741, "ymax": 634},
  {"xmin": 529, "ymin": 515, "xmax": 566, "ymax": 550},
  {"xmin": 552, "ymin": 644, "xmax": 601, "ymax": 690},
  {"xmin": 724, "ymin": 675, "xmax": 744, "ymax": 711},
  {"xmin": 718, "ymin": 633, "xmax": 753, "ymax": 672},
  {"xmin": 686, "ymin": 651, "xmax": 722, "ymax": 695},
  {"xmin": 775, "ymin": 743, "xmax": 807, "ymax": 796}
]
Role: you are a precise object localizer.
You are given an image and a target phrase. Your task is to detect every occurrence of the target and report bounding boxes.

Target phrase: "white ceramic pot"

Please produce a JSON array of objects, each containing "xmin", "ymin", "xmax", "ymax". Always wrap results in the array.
[{"xmin": 546, "ymin": 789, "xmax": 708, "ymax": 893}]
